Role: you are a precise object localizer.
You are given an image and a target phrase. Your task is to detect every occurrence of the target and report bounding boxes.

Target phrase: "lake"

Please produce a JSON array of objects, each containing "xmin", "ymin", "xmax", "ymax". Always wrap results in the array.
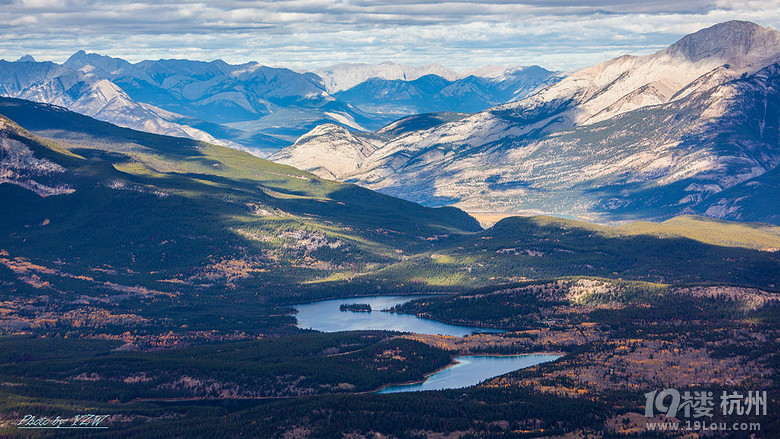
[
  {"xmin": 378, "ymin": 354, "xmax": 561, "ymax": 393},
  {"xmin": 294, "ymin": 295, "xmax": 561, "ymax": 393},
  {"xmin": 294, "ymin": 295, "xmax": 501, "ymax": 337}
]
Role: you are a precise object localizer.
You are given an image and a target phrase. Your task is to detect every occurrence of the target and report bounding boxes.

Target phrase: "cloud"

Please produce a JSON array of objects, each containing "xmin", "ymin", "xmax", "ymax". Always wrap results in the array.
[{"xmin": 0, "ymin": 0, "xmax": 778, "ymax": 71}]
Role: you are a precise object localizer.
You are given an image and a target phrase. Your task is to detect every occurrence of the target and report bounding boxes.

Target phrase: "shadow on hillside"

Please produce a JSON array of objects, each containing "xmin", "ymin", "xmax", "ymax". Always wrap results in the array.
[{"xmin": 481, "ymin": 216, "xmax": 780, "ymax": 288}]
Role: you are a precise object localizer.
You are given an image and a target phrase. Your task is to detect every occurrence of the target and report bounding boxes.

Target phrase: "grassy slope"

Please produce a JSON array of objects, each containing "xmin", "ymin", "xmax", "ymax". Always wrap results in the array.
[
  {"xmin": 0, "ymin": 97, "xmax": 480, "ymax": 239},
  {"xmin": 620, "ymin": 215, "xmax": 780, "ymax": 251},
  {"xmin": 0, "ymin": 98, "xmax": 481, "ymax": 302}
]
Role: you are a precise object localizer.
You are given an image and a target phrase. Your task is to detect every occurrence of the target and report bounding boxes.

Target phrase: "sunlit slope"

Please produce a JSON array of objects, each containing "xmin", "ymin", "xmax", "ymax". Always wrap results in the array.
[
  {"xmin": 0, "ymin": 97, "xmax": 480, "ymax": 303},
  {"xmin": 0, "ymin": 97, "xmax": 479, "ymax": 238},
  {"xmin": 365, "ymin": 215, "xmax": 780, "ymax": 289},
  {"xmin": 619, "ymin": 215, "xmax": 780, "ymax": 251},
  {"xmin": 272, "ymin": 22, "xmax": 780, "ymax": 224}
]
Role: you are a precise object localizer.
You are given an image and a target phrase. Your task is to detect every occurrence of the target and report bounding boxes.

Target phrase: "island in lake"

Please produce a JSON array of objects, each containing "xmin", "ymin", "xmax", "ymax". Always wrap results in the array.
[{"xmin": 340, "ymin": 303, "xmax": 372, "ymax": 312}]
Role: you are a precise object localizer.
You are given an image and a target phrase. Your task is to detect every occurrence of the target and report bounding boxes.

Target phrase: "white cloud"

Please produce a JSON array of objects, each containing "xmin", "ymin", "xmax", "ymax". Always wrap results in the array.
[{"xmin": 0, "ymin": 0, "xmax": 778, "ymax": 71}]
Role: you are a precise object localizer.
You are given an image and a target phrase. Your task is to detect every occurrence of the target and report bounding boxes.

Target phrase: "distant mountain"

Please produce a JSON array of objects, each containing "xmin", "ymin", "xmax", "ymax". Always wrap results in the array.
[
  {"xmin": 0, "ymin": 58, "xmax": 222, "ymax": 145},
  {"xmin": 332, "ymin": 66, "xmax": 557, "ymax": 116},
  {"xmin": 269, "ymin": 113, "xmax": 468, "ymax": 180},
  {"xmin": 62, "ymin": 52, "xmax": 377, "ymax": 147},
  {"xmin": 1, "ymin": 54, "xmax": 554, "ymax": 156},
  {"xmin": 314, "ymin": 62, "xmax": 459, "ymax": 93},
  {"xmin": 272, "ymin": 21, "xmax": 780, "ymax": 224},
  {"xmin": 269, "ymin": 124, "xmax": 382, "ymax": 180}
]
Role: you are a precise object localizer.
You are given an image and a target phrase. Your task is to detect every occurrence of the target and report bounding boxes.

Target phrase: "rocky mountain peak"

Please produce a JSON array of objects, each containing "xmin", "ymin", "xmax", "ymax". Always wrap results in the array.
[
  {"xmin": 664, "ymin": 20, "xmax": 780, "ymax": 64},
  {"xmin": 65, "ymin": 50, "xmax": 89, "ymax": 63},
  {"xmin": 64, "ymin": 50, "xmax": 140, "ymax": 78}
]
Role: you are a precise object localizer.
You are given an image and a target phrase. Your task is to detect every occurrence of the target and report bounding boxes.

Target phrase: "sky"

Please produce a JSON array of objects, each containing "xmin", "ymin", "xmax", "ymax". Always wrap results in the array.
[{"xmin": 1, "ymin": 0, "xmax": 779, "ymax": 72}]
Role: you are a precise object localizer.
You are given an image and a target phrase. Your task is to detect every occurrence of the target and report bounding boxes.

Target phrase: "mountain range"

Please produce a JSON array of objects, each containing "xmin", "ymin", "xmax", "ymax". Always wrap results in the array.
[
  {"xmin": 0, "ymin": 54, "xmax": 553, "ymax": 156},
  {"xmin": 333, "ymin": 66, "xmax": 557, "ymax": 116},
  {"xmin": 3, "ymin": 19, "xmax": 780, "ymax": 439},
  {"xmin": 2, "ymin": 96, "xmax": 778, "ymax": 302},
  {"xmin": 272, "ymin": 21, "xmax": 780, "ymax": 224}
]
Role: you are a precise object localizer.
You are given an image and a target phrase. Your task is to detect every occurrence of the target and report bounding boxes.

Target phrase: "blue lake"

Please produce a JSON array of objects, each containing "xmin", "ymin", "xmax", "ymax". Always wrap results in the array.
[
  {"xmin": 378, "ymin": 354, "xmax": 560, "ymax": 393},
  {"xmin": 294, "ymin": 295, "xmax": 561, "ymax": 392},
  {"xmin": 294, "ymin": 295, "xmax": 501, "ymax": 337}
]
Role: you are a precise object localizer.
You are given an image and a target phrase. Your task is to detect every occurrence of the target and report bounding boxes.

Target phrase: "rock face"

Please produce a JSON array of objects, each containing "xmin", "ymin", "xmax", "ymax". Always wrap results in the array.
[
  {"xmin": 272, "ymin": 21, "xmax": 780, "ymax": 224},
  {"xmin": 269, "ymin": 124, "xmax": 381, "ymax": 179}
]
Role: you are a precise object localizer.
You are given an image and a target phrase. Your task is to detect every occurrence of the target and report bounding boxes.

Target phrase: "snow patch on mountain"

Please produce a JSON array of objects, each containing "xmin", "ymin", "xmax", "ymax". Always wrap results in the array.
[
  {"xmin": 314, "ymin": 62, "xmax": 459, "ymax": 93},
  {"xmin": 0, "ymin": 58, "xmax": 232, "ymax": 146}
]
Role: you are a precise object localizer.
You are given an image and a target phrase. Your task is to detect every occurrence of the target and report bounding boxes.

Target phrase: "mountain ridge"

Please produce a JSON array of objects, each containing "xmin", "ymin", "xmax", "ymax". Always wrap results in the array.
[
  {"xmin": 271, "ymin": 20, "xmax": 780, "ymax": 225},
  {"xmin": 0, "ymin": 54, "xmax": 554, "ymax": 156}
]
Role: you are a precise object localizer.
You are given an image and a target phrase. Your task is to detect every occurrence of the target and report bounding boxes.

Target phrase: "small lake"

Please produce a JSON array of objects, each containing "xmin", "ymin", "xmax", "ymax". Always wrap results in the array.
[
  {"xmin": 294, "ymin": 295, "xmax": 561, "ymax": 392},
  {"xmin": 378, "ymin": 354, "xmax": 561, "ymax": 393},
  {"xmin": 294, "ymin": 295, "xmax": 501, "ymax": 337}
]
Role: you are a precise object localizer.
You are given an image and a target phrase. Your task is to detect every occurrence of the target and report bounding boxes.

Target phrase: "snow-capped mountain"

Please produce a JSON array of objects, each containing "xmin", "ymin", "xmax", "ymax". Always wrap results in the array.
[
  {"xmin": 0, "ymin": 53, "xmax": 377, "ymax": 153},
  {"xmin": 314, "ymin": 62, "xmax": 459, "ymax": 93},
  {"xmin": 272, "ymin": 21, "xmax": 780, "ymax": 224}
]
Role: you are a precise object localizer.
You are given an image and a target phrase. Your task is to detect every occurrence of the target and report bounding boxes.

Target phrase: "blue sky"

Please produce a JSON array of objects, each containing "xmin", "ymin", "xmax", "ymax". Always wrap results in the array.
[{"xmin": 2, "ymin": 0, "xmax": 779, "ymax": 72}]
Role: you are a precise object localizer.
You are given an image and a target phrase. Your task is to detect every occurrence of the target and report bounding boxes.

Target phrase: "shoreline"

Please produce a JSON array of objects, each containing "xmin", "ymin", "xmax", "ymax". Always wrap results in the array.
[
  {"xmin": 123, "ymin": 351, "xmax": 565, "ymax": 403},
  {"xmin": 370, "ymin": 359, "xmax": 460, "ymax": 394},
  {"xmin": 385, "ymin": 308, "xmax": 509, "ymax": 332},
  {"xmin": 285, "ymin": 292, "xmax": 449, "ymax": 309},
  {"xmin": 370, "ymin": 352, "xmax": 562, "ymax": 394}
]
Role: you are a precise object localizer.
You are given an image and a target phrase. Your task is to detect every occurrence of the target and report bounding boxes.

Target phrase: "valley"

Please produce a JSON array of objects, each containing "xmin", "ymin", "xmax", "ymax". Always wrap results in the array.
[
  {"xmin": 0, "ymin": 91, "xmax": 778, "ymax": 436},
  {"xmin": 1, "ymin": 18, "xmax": 779, "ymax": 438}
]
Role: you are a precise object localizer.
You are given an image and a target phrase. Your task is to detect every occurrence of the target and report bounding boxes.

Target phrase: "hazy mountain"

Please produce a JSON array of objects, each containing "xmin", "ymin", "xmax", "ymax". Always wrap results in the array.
[
  {"xmin": 332, "ymin": 66, "xmax": 557, "ymax": 116},
  {"xmin": 0, "ymin": 52, "xmax": 403, "ymax": 153},
  {"xmin": 1, "ymin": 53, "xmax": 559, "ymax": 156},
  {"xmin": 314, "ymin": 62, "xmax": 459, "ymax": 93},
  {"xmin": 63, "ymin": 53, "xmax": 373, "ymax": 148},
  {"xmin": 272, "ymin": 21, "xmax": 780, "ymax": 224},
  {"xmin": 110, "ymin": 57, "xmax": 329, "ymax": 122}
]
